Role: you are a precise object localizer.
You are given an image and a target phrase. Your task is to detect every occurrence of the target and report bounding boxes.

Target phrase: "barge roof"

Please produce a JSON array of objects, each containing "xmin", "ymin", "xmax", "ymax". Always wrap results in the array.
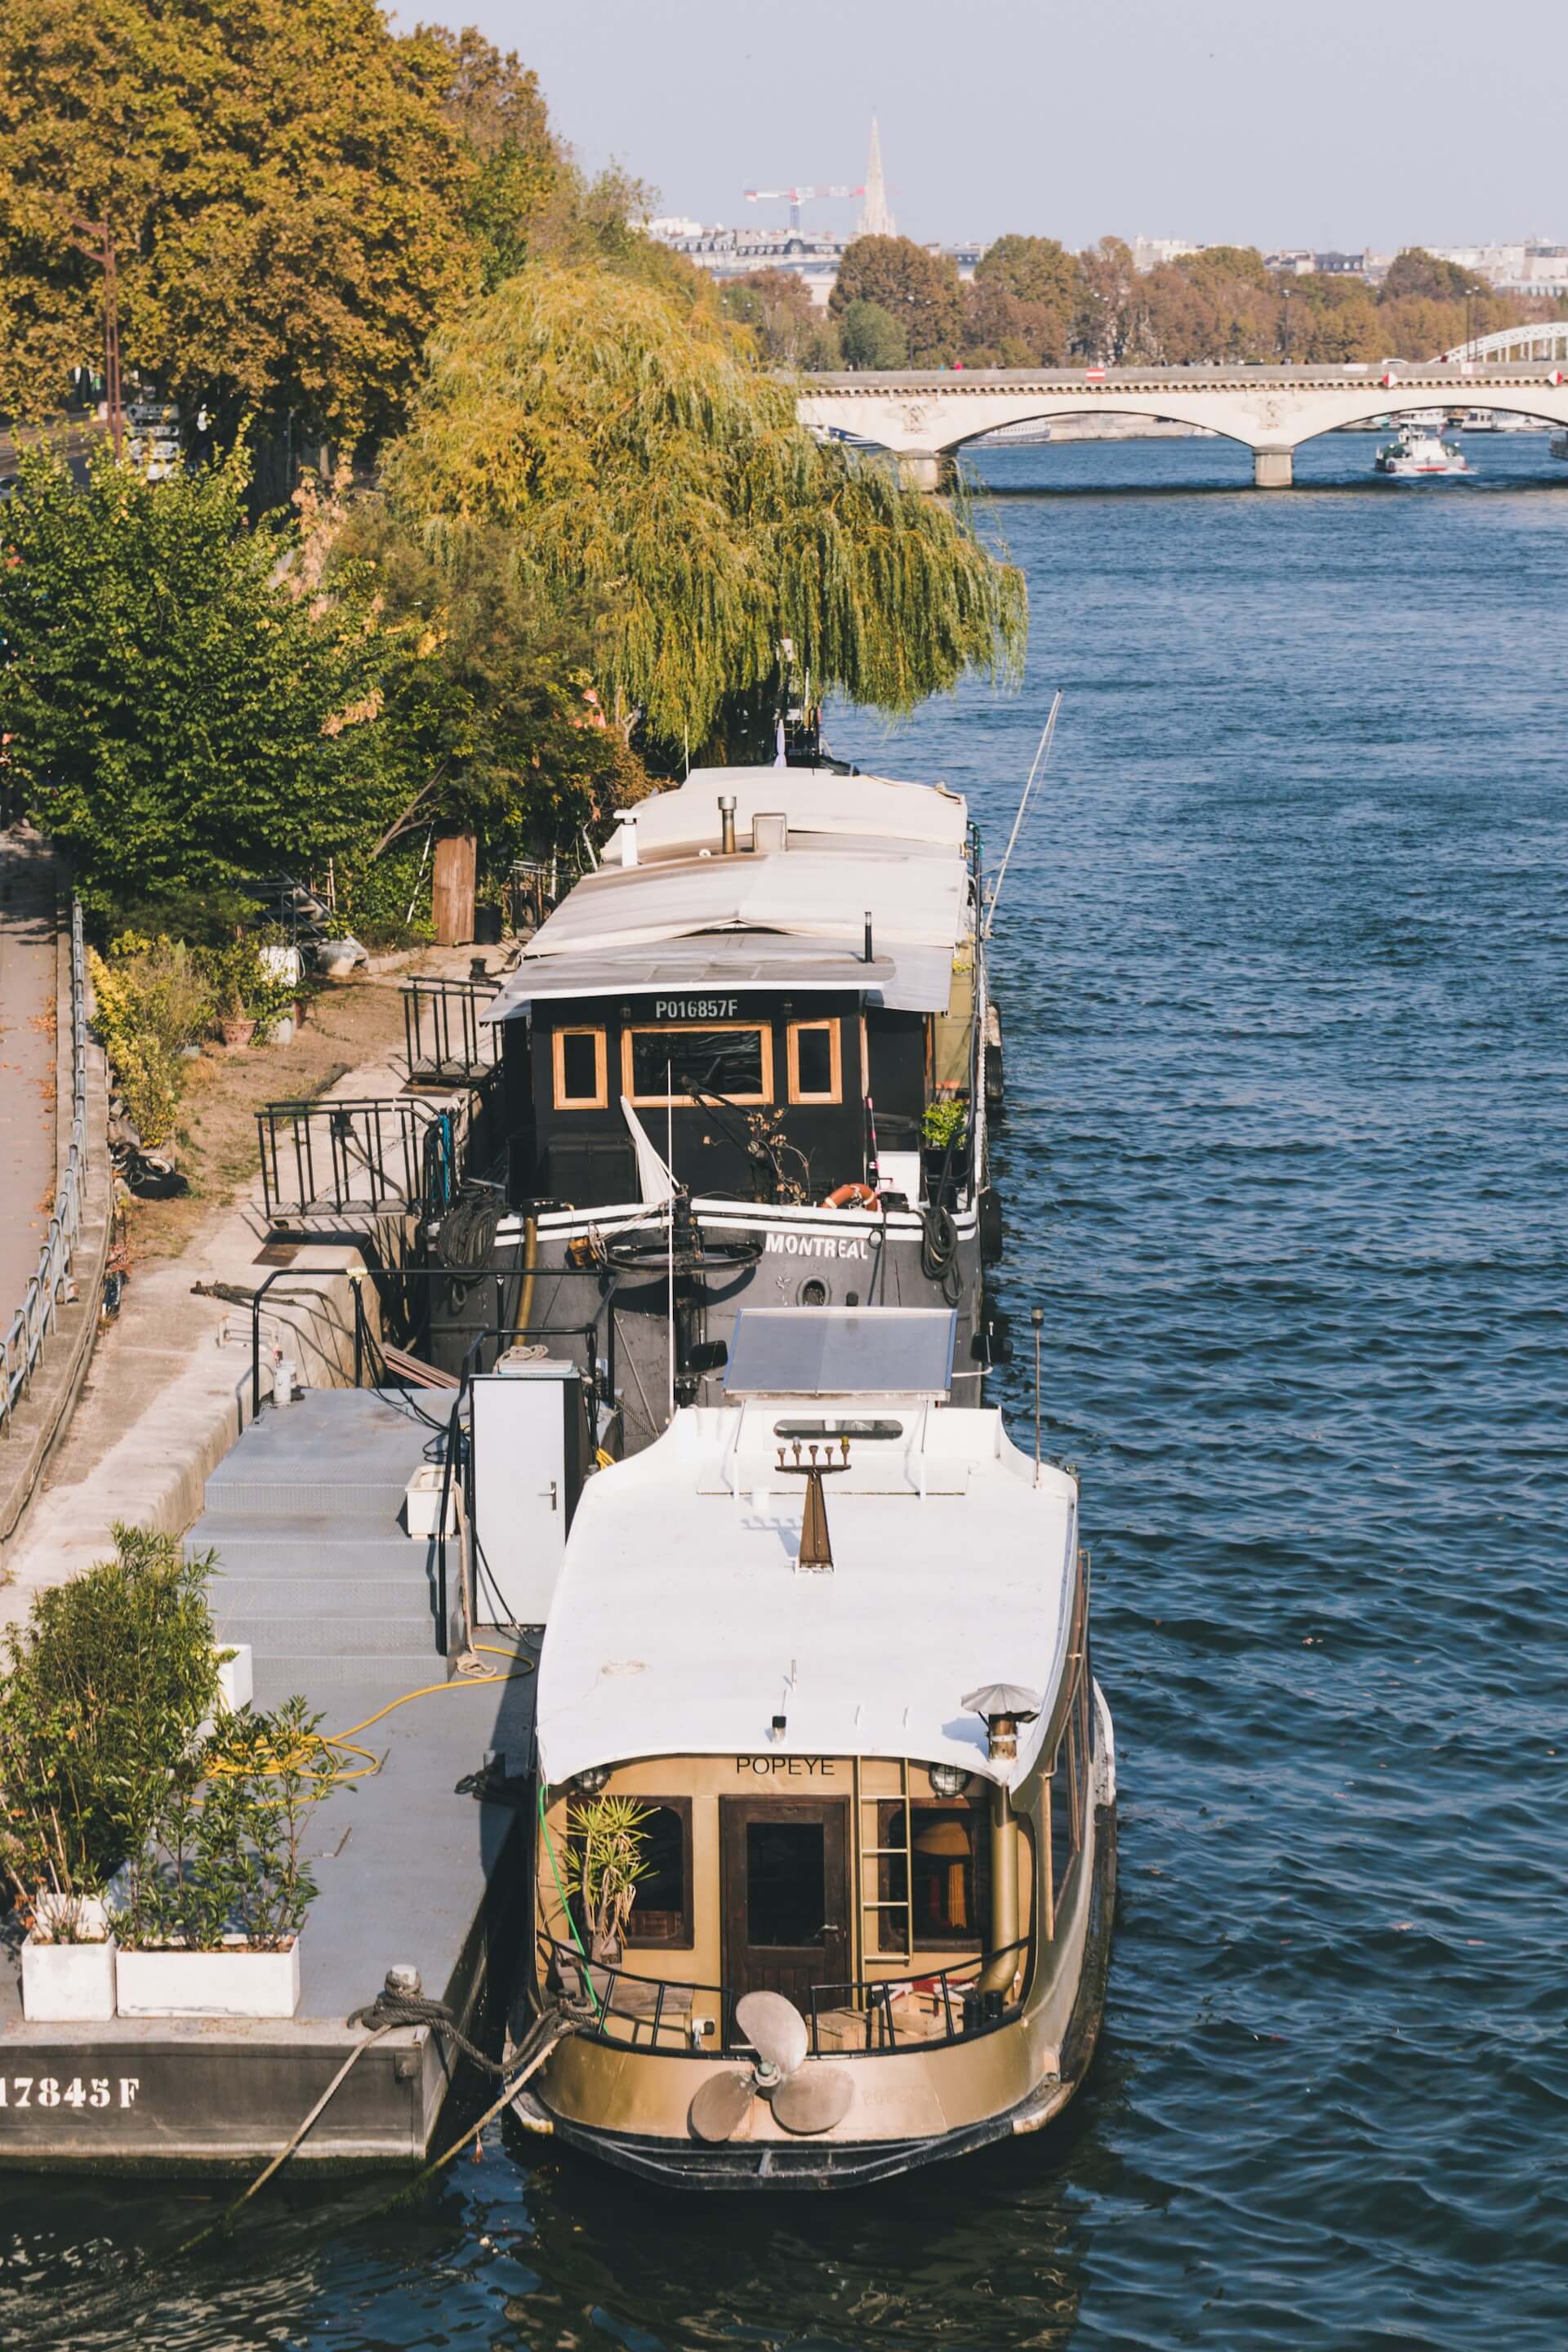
[
  {"xmin": 486, "ymin": 826, "xmax": 968, "ymax": 1022},
  {"xmin": 535, "ymin": 1399, "xmax": 1077, "ymax": 1793},
  {"xmin": 603, "ymin": 766, "xmax": 969, "ymax": 862}
]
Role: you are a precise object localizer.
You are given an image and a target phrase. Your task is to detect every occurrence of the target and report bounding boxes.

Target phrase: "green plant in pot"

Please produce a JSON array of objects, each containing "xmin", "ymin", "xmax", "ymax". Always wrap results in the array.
[
  {"xmin": 0, "ymin": 1526, "xmax": 222, "ymax": 2017},
  {"xmin": 117, "ymin": 1696, "xmax": 348, "ymax": 2019},
  {"xmin": 564, "ymin": 1793, "xmax": 652, "ymax": 1965}
]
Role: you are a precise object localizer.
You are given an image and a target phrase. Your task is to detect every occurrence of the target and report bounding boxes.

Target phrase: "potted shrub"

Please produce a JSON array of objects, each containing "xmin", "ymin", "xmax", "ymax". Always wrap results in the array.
[
  {"xmin": 117, "ymin": 1696, "xmax": 343, "ymax": 2017},
  {"xmin": 0, "ymin": 1526, "xmax": 223, "ymax": 2022},
  {"xmin": 921, "ymin": 1096, "xmax": 971, "ymax": 1199}
]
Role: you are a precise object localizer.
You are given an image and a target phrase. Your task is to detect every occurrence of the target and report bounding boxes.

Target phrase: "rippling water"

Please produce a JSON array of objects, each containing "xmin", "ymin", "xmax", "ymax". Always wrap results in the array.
[{"xmin": 6, "ymin": 431, "xmax": 1566, "ymax": 2348}]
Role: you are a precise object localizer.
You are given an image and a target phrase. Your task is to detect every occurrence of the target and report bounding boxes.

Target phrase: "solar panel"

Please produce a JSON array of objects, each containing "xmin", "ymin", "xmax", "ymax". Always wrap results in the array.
[{"xmin": 724, "ymin": 1307, "xmax": 957, "ymax": 1396}]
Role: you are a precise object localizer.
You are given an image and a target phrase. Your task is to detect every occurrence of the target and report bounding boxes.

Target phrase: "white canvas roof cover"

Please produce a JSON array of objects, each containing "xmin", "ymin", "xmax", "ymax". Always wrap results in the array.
[
  {"xmin": 483, "ymin": 837, "xmax": 966, "ymax": 1021},
  {"xmin": 532, "ymin": 1400, "xmax": 1079, "ymax": 1790},
  {"xmin": 725, "ymin": 1308, "xmax": 956, "ymax": 1396},
  {"xmin": 483, "ymin": 940, "xmax": 918, "ymax": 1014},
  {"xmin": 604, "ymin": 766, "xmax": 968, "ymax": 861}
]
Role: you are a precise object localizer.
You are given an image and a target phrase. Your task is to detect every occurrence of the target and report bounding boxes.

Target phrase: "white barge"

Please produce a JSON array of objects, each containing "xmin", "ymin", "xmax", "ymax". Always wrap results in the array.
[{"xmin": 510, "ymin": 1307, "xmax": 1116, "ymax": 2188}]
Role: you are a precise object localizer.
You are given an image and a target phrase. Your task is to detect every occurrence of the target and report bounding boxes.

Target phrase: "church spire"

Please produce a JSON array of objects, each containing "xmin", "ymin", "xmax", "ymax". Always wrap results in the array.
[{"xmin": 858, "ymin": 113, "xmax": 896, "ymax": 239}]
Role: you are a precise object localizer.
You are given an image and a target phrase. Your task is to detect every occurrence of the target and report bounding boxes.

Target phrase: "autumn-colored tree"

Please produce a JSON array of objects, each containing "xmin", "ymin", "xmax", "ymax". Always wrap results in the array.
[
  {"xmin": 971, "ymin": 234, "xmax": 1080, "ymax": 362},
  {"xmin": 0, "ymin": 0, "xmax": 479, "ymax": 454},
  {"xmin": 421, "ymin": 23, "xmax": 564, "ymax": 294},
  {"xmin": 380, "ymin": 265, "xmax": 1025, "ymax": 764},
  {"xmin": 1073, "ymin": 237, "xmax": 1140, "ymax": 362},
  {"xmin": 831, "ymin": 237, "xmax": 965, "ymax": 368}
]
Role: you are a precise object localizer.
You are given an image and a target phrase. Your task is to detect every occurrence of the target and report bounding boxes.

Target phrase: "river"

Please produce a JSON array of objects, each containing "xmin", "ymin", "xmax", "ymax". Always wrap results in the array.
[{"xmin": 4, "ymin": 429, "xmax": 1566, "ymax": 2349}]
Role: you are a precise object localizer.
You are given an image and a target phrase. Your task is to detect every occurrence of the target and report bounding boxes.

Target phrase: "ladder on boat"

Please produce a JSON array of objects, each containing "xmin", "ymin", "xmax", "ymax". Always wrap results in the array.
[{"xmin": 853, "ymin": 1756, "xmax": 913, "ymax": 1967}]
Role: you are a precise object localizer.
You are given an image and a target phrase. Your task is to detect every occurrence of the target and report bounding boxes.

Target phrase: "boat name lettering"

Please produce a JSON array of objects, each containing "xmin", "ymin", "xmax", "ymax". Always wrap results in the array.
[
  {"xmin": 763, "ymin": 1232, "xmax": 869, "ymax": 1260},
  {"xmin": 0, "ymin": 2076, "xmax": 137, "ymax": 2110},
  {"xmin": 736, "ymin": 1756, "xmax": 837, "ymax": 1776},
  {"xmin": 653, "ymin": 997, "xmax": 737, "ymax": 1020}
]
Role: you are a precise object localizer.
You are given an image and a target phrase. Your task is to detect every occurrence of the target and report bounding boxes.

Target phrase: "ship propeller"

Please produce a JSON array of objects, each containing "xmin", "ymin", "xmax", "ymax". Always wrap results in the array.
[{"xmin": 688, "ymin": 1991, "xmax": 854, "ymax": 2143}]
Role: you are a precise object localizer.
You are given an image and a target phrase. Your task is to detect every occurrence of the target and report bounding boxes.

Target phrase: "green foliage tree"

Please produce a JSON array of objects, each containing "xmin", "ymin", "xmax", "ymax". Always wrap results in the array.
[
  {"xmin": 976, "ymin": 233, "xmax": 1080, "ymax": 312},
  {"xmin": 0, "ymin": 1526, "xmax": 221, "ymax": 1911},
  {"xmin": 721, "ymin": 270, "xmax": 840, "ymax": 367},
  {"xmin": 0, "ymin": 444, "xmax": 412, "ymax": 924},
  {"xmin": 831, "ymin": 236, "xmax": 965, "ymax": 367},
  {"xmin": 380, "ymin": 265, "xmax": 1025, "ymax": 766},
  {"xmin": 343, "ymin": 510, "xmax": 653, "ymax": 871},
  {"xmin": 1380, "ymin": 247, "xmax": 1490, "ymax": 304},
  {"xmin": 0, "ymin": 0, "xmax": 478, "ymax": 454},
  {"xmin": 838, "ymin": 297, "xmax": 908, "ymax": 369}
]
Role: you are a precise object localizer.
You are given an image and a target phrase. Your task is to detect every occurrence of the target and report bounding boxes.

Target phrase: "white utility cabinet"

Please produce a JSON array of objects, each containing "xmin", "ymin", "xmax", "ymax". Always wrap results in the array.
[{"xmin": 469, "ymin": 1361, "xmax": 587, "ymax": 1625}]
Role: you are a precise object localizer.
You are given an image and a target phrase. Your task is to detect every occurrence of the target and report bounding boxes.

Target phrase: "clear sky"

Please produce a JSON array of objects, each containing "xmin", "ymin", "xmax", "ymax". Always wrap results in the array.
[{"xmin": 429, "ymin": 0, "xmax": 1561, "ymax": 253}]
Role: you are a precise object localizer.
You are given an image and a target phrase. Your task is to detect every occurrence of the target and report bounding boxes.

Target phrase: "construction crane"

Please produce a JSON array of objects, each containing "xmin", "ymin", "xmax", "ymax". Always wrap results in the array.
[{"xmin": 744, "ymin": 183, "xmax": 862, "ymax": 234}]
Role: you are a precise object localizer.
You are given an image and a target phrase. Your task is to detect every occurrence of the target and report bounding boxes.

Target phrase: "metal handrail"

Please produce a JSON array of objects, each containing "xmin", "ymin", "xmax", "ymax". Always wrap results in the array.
[
  {"xmin": 1, "ymin": 901, "xmax": 90, "ymax": 1436},
  {"xmin": 402, "ymin": 976, "xmax": 500, "ymax": 1085},
  {"xmin": 256, "ymin": 1096, "xmax": 457, "ymax": 1222},
  {"xmin": 539, "ymin": 1934, "xmax": 1031, "ymax": 2060}
]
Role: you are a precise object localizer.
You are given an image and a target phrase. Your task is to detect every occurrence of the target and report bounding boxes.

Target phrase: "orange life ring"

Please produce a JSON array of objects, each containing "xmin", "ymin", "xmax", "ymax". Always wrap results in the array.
[{"xmin": 822, "ymin": 1182, "xmax": 880, "ymax": 1210}]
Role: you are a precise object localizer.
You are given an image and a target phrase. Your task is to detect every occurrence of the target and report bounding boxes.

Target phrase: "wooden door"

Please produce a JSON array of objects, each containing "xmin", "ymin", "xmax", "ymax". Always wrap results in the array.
[{"xmin": 720, "ymin": 1797, "xmax": 849, "ymax": 2008}]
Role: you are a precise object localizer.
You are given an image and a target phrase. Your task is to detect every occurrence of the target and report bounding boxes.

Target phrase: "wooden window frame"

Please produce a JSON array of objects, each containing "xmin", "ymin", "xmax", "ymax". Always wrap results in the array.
[
  {"xmin": 621, "ymin": 1797, "xmax": 695, "ymax": 1949},
  {"xmin": 551, "ymin": 1024, "xmax": 608, "ymax": 1111},
  {"xmin": 875, "ymin": 1797, "xmax": 989, "ymax": 1953},
  {"xmin": 786, "ymin": 1018, "xmax": 843, "ymax": 1106},
  {"xmin": 621, "ymin": 1020, "xmax": 774, "ymax": 1108}
]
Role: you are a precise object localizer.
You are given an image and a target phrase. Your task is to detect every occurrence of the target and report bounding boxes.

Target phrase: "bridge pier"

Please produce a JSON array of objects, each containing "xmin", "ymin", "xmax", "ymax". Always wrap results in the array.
[
  {"xmin": 1252, "ymin": 448, "xmax": 1294, "ymax": 490},
  {"xmin": 898, "ymin": 450, "xmax": 957, "ymax": 494}
]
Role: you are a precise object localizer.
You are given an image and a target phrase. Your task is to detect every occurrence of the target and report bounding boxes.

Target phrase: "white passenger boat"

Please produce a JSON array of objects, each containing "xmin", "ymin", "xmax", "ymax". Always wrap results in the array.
[
  {"xmin": 506, "ymin": 1306, "xmax": 1116, "ymax": 2188},
  {"xmin": 1374, "ymin": 423, "xmax": 1473, "ymax": 477},
  {"xmin": 426, "ymin": 768, "xmax": 1009, "ymax": 1449}
]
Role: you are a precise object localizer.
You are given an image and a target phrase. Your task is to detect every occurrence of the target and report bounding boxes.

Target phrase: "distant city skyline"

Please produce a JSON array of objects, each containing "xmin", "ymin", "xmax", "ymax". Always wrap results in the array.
[{"xmin": 439, "ymin": 0, "xmax": 1566, "ymax": 254}]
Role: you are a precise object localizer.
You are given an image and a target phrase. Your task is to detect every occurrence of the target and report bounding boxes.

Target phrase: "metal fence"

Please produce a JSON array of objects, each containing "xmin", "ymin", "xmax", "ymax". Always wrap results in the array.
[
  {"xmin": 256, "ymin": 1096, "xmax": 457, "ymax": 1221},
  {"xmin": 402, "ymin": 976, "xmax": 500, "ymax": 1085},
  {"xmin": 1, "ymin": 901, "xmax": 90, "ymax": 1435}
]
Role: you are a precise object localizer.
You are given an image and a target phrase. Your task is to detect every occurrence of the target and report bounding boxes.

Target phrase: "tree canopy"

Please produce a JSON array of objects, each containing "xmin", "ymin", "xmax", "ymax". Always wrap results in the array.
[
  {"xmin": 0, "ymin": 445, "xmax": 412, "ymax": 921},
  {"xmin": 0, "ymin": 0, "xmax": 483, "ymax": 446},
  {"xmin": 380, "ymin": 264, "xmax": 1026, "ymax": 762},
  {"xmin": 830, "ymin": 237, "xmax": 966, "ymax": 368}
]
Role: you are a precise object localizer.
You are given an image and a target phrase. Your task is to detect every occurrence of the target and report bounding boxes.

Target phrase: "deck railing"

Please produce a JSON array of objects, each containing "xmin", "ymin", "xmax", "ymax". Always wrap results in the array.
[
  {"xmin": 539, "ymin": 1935, "xmax": 1031, "ymax": 2059},
  {"xmin": 402, "ymin": 976, "xmax": 500, "ymax": 1086},
  {"xmin": 1, "ymin": 901, "xmax": 90, "ymax": 1436}
]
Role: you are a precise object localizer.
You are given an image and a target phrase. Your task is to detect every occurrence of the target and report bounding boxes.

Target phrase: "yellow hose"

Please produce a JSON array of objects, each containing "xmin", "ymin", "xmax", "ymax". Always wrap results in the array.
[{"xmin": 203, "ymin": 1645, "xmax": 536, "ymax": 1787}]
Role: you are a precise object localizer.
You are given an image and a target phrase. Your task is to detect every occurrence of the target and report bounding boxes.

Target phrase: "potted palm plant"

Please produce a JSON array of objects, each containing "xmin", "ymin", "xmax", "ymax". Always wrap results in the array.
[
  {"xmin": 564, "ymin": 1793, "xmax": 652, "ymax": 1968},
  {"xmin": 116, "ymin": 1697, "xmax": 343, "ymax": 2017}
]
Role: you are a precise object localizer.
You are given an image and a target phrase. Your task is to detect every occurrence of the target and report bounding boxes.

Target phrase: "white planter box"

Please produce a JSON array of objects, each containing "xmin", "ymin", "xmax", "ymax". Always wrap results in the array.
[
  {"xmin": 22, "ymin": 1934, "xmax": 118, "ymax": 2021},
  {"xmin": 116, "ymin": 1936, "xmax": 301, "ymax": 2019}
]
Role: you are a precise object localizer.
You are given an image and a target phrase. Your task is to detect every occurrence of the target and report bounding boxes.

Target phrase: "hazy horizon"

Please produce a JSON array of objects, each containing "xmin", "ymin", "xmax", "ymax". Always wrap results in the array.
[{"xmin": 424, "ymin": 0, "xmax": 1562, "ymax": 254}]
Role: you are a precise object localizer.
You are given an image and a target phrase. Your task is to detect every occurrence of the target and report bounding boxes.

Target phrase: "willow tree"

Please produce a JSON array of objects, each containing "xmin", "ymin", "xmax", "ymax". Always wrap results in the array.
[{"xmin": 380, "ymin": 265, "xmax": 1026, "ymax": 766}]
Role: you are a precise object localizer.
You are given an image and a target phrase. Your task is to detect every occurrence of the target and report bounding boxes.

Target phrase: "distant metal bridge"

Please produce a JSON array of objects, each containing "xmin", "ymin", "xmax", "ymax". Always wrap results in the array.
[
  {"xmin": 796, "ymin": 358, "xmax": 1568, "ymax": 488},
  {"xmin": 1442, "ymin": 321, "xmax": 1568, "ymax": 365}
]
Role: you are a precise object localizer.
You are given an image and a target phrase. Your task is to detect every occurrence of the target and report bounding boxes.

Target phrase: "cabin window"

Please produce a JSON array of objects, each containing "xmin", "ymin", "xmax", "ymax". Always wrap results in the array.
[
  {"xmin": 623, "ymin": 1022, "xmax": 773, "ymax": 1107},
  {"xmin": 622, "ymin": 1799, "xmax": 693, "ymax": 1948},
  {"xmin": 552, "ymin": 1025, "xmax": 608, "ymax": 1110},
  {"xmin": 875, "ymin": 1802, "xmax": 987, "ymax": 1952},
  {"xmin": 786, "ymin": 1018, "xmax": 842, "ymax": 1104}
]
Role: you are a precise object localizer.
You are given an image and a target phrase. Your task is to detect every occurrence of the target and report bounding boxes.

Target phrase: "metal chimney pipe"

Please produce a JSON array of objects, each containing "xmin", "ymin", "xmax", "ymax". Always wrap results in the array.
[
  {"xmin": 718, "ymin": 794, "xmax": 737, "ymax": 856},
  {"xmin": 863, "ymin": 910, "xmax": 873, "ymax": 964}
]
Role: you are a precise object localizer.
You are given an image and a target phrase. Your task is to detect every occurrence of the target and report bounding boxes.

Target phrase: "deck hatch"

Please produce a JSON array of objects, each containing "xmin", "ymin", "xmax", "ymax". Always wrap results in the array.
[{"xmin": 724, "ymin": 1307, "xmax": 957, "ymax": 1398}]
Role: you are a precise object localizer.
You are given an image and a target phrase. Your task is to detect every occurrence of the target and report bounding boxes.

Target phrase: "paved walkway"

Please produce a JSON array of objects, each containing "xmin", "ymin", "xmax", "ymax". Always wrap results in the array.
[{"xmin": 0, "ymin": 831, "xmax": 58, "ymax": 1325}]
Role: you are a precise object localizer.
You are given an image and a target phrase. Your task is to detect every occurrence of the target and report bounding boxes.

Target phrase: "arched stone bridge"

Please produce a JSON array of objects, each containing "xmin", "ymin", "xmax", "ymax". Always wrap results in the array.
[{"xmin": 795, "ymin": 361, "xmax": 1568, "ymax": 488}]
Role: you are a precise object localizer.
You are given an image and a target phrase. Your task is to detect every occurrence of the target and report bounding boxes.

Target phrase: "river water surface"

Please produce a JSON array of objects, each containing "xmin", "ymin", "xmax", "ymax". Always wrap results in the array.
[{"xmin": 4, "ymin": 430, "xmax": 1566, "ymax": 2349}]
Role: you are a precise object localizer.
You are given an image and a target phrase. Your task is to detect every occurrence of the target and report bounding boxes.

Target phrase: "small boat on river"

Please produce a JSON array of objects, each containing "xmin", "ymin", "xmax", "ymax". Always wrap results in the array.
[
  {"xmin": 508, "ymin": 1305, "xmax": 1116, "ymax": 2188},
  {"xmin": 1374, "ymin": 423, "xmax": 1473, "ymax": 477}
]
